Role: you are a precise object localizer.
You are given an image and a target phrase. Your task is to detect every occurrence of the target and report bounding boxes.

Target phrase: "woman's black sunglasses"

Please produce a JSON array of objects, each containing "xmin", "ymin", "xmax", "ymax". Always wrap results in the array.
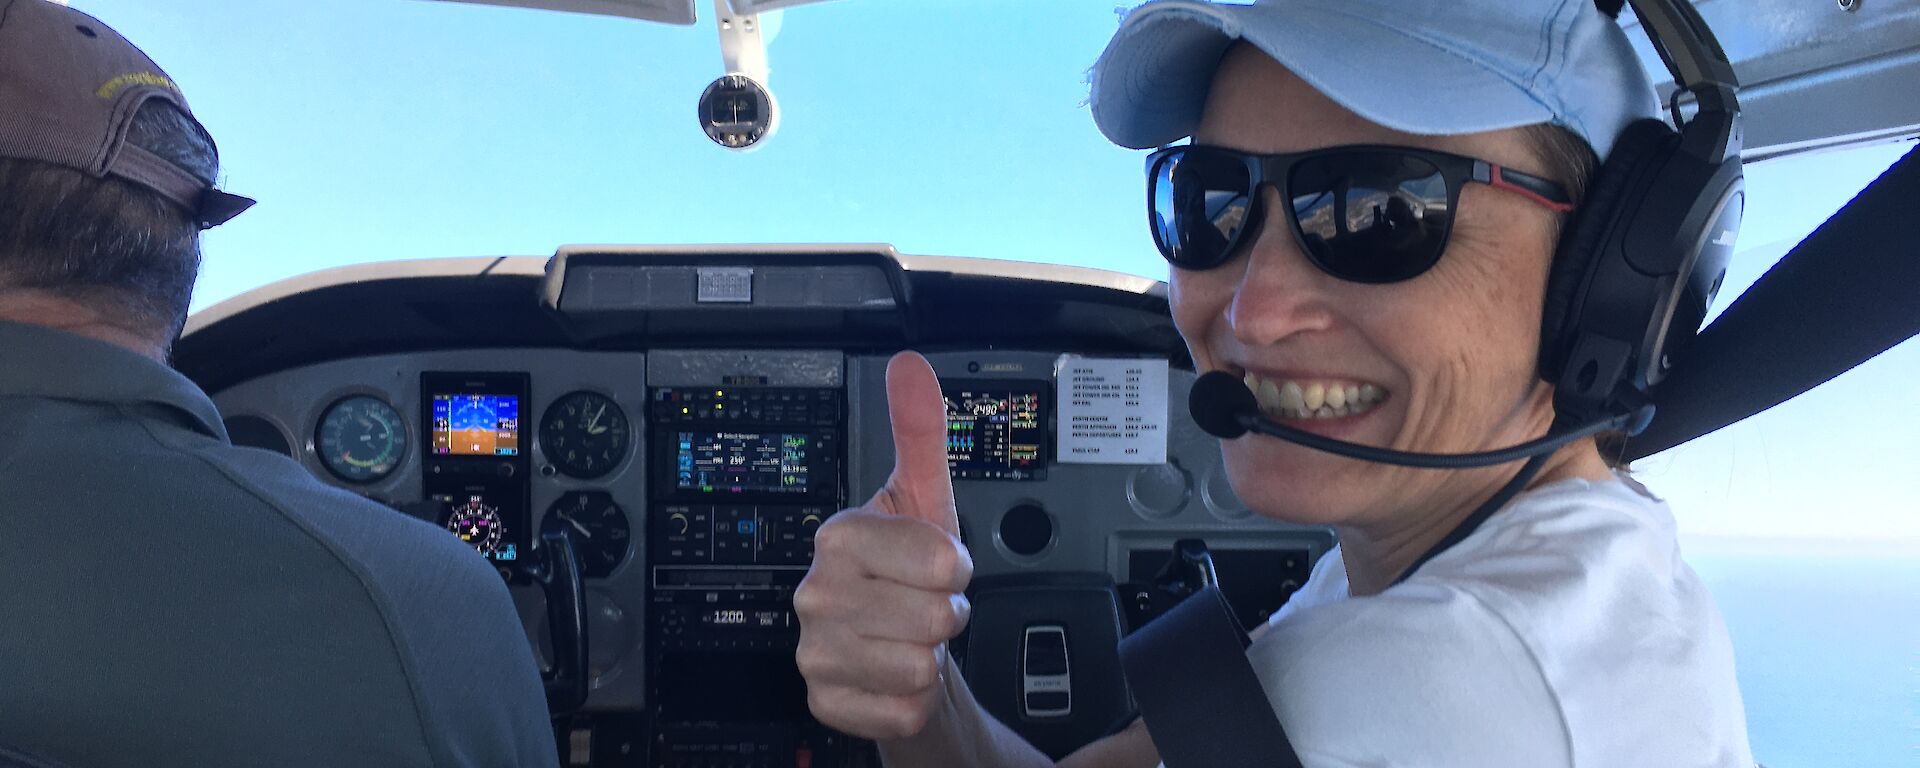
[{"xmin": 1147, "ymin": 144, "xmax": 1574, "ymax": 282}]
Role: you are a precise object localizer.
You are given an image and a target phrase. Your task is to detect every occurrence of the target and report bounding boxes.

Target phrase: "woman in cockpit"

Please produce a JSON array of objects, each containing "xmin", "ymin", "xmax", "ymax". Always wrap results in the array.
[{"xmin": 792, "ymin": 0, "xmax": 1754, "ymax": 765}]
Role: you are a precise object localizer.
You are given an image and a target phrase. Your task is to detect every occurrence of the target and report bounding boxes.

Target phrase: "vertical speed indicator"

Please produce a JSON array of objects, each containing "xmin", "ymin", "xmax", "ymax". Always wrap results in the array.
[{"xmin": 547, "ymin": 491, "xmax": 630, "ymax": 578}]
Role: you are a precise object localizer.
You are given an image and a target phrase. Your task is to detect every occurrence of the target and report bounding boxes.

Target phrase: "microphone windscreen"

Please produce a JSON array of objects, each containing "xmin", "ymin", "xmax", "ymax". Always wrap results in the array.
[{"xmin": 1189, "ymin": 371, "xmax": 1256, "ymax": 439}]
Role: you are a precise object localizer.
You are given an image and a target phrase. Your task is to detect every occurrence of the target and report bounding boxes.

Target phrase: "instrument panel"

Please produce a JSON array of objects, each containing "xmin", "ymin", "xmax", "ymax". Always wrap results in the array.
[{"xmin": 209, "ymin": 347, "xmax": 1329, "ymax": 767}]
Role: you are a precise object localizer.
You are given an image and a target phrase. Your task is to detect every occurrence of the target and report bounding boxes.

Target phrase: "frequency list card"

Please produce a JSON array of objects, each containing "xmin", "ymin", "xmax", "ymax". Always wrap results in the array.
[{"xmin": 1056, "ymin": 356, "xmax": 1168, "ymax": 465}]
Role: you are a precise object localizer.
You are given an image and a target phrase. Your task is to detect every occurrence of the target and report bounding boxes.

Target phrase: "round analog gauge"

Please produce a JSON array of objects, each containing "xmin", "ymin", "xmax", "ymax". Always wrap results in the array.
[
  {"xmin": 315, "ymin": 395, "xmax": 407, "ymax": 483},
  {"xmin": 540, "ymin": 391, "xmax": 630, "ymax": 479},
  {"xmin": 547, "ymin": 491, "xmax": 631, "ymax": 578},
  {"xmin": 446, "ymin": 497, "xmax": 506, "ymax": 556}
]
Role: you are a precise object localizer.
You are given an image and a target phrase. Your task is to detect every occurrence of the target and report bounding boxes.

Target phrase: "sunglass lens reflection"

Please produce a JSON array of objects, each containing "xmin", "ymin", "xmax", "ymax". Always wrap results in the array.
[
  {"xmin": 1161, "ymin": 149, "xmax": 1253, "ymax": 269},
  {"xmin": 1289, "ymin": 152, "xmax": 1452, "ymax": 283}
]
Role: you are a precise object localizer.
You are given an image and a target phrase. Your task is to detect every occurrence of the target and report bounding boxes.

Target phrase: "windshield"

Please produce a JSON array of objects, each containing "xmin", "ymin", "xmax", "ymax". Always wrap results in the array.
[{"xmin": 83, "ymin": 1, "xmax": 1919, "ymax": 766}]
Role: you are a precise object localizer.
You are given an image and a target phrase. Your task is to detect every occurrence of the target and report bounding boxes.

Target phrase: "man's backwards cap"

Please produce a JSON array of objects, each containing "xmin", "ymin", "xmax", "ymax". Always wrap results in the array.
[{"xmin": 0, "ymin": 0, "xmax": 252, "ymax": 228}]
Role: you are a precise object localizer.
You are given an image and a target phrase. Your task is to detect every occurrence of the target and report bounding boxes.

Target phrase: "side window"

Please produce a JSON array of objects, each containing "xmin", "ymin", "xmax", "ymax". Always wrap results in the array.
[{"xmin": 1635, "ymin": 140, "xmax": 1918, "ymax": 768}]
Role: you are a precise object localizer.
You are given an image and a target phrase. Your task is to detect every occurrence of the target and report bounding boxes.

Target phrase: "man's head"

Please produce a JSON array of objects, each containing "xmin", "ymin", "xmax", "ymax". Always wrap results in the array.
[{"xmin": 0, "ymin": 0, "xmax": 251, "ymax": 354}]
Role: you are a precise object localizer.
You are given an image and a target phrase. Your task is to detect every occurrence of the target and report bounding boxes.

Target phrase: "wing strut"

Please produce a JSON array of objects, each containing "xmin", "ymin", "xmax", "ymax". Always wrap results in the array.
[{"xmin": 1627, "ymin": 143, "xmax": 1920, "ymax": 460}]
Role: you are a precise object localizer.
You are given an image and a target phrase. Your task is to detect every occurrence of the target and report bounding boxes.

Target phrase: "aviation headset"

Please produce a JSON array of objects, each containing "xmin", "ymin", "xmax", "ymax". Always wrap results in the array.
[
  {"xmin": 1539, "ymin": 0, "xmax": 1745, "ymax": 429},
  {"xmin": 1189, "ymin": 0, "xmax": 1745, "ymax": 468},
  {"xmin": 1136, "ymin": 6, "xmax": 1749, "ymax": 764}
]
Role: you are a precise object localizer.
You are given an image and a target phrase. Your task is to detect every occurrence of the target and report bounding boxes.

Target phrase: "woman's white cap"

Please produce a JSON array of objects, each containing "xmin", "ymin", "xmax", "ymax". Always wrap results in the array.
[{"xmin": 1089, "ymin": 0, "xmax": 1663, "ymax": 159}]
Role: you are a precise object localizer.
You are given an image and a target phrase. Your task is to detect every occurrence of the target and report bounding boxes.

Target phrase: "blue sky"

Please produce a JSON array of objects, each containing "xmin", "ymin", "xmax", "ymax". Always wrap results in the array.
[{"xmin": 75, "ymin": 0, "xmax": 1919, "ymax": 543}]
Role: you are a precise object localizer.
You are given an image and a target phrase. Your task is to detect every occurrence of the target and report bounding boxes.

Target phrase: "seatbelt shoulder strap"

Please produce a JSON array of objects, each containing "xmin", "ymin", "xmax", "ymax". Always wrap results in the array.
[{"xmin": 1117, "ymin": 585, "xmax": 1304, "ymax": 768}]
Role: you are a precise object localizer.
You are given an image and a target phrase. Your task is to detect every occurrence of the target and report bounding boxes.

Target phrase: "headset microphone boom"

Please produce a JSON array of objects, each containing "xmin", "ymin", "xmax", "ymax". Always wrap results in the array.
[{"xmin": 1186, "ymin": 371, "xmax": 1655, "ymax": 470}]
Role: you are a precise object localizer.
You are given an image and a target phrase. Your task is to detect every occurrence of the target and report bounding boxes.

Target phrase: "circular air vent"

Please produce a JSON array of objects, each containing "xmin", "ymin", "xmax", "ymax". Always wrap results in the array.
[
  {"xmin": 1127, "ymin": 461, "xmax": 1192, "ymax": 520},
  {"xmin": 998, "ymin": 504, "xmax": 1055, "ymax": 558}
]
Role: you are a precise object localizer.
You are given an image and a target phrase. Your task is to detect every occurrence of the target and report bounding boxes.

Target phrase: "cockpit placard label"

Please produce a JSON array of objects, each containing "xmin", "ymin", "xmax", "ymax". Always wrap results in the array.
[
  {"xmin": 1055, "ymin": 356, "xmax": 1168, "ymax": 465},
  {"xmin": 696, "ymin": 267, "xmax": 754, "ymax": 303}
]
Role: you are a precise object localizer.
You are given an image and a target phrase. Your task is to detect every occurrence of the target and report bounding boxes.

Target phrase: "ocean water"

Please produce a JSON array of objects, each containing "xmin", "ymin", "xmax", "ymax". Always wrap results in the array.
[{"xmin": 1683, "ymin": 541, "xmax": 1920, "ymax": 768}]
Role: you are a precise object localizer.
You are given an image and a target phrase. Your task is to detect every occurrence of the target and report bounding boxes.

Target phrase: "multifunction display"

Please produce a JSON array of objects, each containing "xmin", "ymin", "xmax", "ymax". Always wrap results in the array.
[
  {"xmin": 944, "ymin": 381, "xmax": 1049, "ymax": 480},
  {"xmin": 431, "ymin": 393, "xmax": 522, "ymax": 456},
  {"xmin": 674, "ymin": 430, "xmax": 812, "ymax": 495}
]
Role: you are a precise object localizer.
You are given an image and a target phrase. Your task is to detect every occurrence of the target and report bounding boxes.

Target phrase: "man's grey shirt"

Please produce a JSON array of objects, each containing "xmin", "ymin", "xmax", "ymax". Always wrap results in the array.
[{"xmin": 0, "ymin": 321, "xmax": 559, "ymax": 767}]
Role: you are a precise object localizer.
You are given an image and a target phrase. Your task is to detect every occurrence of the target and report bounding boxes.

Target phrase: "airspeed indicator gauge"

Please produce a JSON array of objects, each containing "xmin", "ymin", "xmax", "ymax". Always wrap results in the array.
[
  {"xmin": 547, "ymin": 491, "xmax": 631, "ymax": 578},
  {"xmin": 315, "ymin": 395, "xmax": 406, "ymax": 483},
  {"xmin": 540, "ymin": 391, "xmax": 630, "ymax": 479}
]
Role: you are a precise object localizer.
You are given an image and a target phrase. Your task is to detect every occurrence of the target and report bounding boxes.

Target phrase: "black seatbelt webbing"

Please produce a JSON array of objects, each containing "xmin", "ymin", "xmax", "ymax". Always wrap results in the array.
[
  {"xmin": 1114, "ymin": 456, "xmax": 1544, "ymax": 767},
  {"xmin": 1118, "ymin": 585, "xmax": 1304, "ymax": 768}
]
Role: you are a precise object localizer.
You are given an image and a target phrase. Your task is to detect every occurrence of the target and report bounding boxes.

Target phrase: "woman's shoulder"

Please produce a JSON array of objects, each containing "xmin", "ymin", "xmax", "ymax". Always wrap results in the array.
[
  {"xmin": 1263, "ymin": 474, "xmax": 1692, "ymax": 647},
  {"xmin": 1250, "ymin": 474, "xmax": 1751, "ymax": 765},
  {"xmin": 1248, "ymin": 566, "xmax": 1575, "ymax": 765},
  {"xmin": 1412, "ymin": 472, "xmax": 1701, "ymax": 633}
]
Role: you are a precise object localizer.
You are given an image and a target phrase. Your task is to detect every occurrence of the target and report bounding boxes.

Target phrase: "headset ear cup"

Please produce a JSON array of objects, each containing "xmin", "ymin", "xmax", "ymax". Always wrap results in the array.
[{"xmin": 1539, "ymin": 119, "xmax": 1677, "ymax": 383}]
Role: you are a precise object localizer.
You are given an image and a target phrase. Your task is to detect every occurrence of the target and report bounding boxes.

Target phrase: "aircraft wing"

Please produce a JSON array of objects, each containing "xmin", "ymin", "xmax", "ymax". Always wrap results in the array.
[
  {"xmin": 1628, "ymin": 0, "xmax": 1920, "ymax": 159},
  {"xmin": 722, "ymin": 0, "xmax": 839, "ymax": 11},
  {"xmin": 420, "ymin": 0, "xmax": 697, "ymax": 24},
  {"xmin": 418, "ymin": 0, "xmax": 838, "ymax": 25},
  {"xmin": 416, "ymin": 0, "xmax": 1920, "ymax": 159}
]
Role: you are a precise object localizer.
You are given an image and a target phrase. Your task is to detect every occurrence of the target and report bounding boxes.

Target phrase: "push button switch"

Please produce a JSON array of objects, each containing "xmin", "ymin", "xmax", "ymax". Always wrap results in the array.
[{"xmin": 1021, "ymin": 625, "xmax": 1072, "ymax": 717}]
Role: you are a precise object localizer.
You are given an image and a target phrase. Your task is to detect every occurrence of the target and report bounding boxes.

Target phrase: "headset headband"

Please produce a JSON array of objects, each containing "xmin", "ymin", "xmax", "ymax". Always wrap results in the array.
[{"xmin": 1616, "ymin": 0, "xmax": 1743, "ymax": 161}]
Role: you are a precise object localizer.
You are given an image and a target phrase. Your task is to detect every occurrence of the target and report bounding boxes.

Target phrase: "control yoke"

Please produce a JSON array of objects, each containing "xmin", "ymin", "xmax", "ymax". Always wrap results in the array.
[
  {"xmin": 1119, "ymin": 539, "xmax": 1220, "ymax": 631},
  {"xmin": 523, "ymin": 517, "xmax": 590, "ymax": 717}
]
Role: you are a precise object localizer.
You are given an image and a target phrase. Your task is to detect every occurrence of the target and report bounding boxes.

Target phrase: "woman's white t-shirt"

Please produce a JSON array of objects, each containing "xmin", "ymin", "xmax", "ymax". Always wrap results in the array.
[{"xmin": 1207, "ymin": 475, "xmax": 1754, "ymax": 767}]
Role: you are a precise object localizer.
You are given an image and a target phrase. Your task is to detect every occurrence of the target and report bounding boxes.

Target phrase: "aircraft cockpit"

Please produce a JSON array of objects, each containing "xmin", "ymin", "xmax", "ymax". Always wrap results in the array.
[
  {"xmin": 177, "ymin": 245, "xmax": 1331, "ymax": 764},
  {"xmin": 5, "ymin": 0, "xmax": 1918, "ymax": 766}
]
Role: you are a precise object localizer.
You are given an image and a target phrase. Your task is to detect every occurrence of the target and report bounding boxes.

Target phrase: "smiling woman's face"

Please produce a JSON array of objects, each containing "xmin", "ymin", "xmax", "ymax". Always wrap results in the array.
[{"xmin": 1173, "ymin": 45, "xmax": 1592, "ymax": 531}]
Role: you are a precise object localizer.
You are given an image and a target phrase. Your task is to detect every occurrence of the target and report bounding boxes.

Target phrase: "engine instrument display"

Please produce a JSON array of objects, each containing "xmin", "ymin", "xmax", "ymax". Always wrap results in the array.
[
  {"xmin": 943, "ymin": 382, "xmax": 1049, "ymax": 480},
  {"xmin": 431, "ymin": 394, "xmax": 521, "ymax": 456},
  {"xmin": 673, "ymin": 431, "xmax": 812, "ymax": 496},
  {"xmin": 314, "ymin": 395, "xmax": 406, "ymax": 483}
]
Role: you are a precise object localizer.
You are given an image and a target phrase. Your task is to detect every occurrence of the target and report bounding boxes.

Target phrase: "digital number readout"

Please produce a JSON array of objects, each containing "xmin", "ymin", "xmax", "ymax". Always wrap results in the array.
[
  {"xmin": 702, "ymin": 609, "xmax": 791, "ymax": 628},
  {"xmin": 944, "ymin": 384, "xmax": 1048, "ymax": 480},
  {"xmin": 674, "ymin": 431, "xmax": 811, "ymax": 495},
  {"xmin": 432, "ymin": 394, "xmax": 521, "ymax": 456}
]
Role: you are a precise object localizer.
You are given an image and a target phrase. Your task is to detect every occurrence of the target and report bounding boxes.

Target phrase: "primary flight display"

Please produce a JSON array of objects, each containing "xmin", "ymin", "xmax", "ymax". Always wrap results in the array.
[{"xmin": 431, "ymin": 393, "xmax": 523, "ymax": 456}]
